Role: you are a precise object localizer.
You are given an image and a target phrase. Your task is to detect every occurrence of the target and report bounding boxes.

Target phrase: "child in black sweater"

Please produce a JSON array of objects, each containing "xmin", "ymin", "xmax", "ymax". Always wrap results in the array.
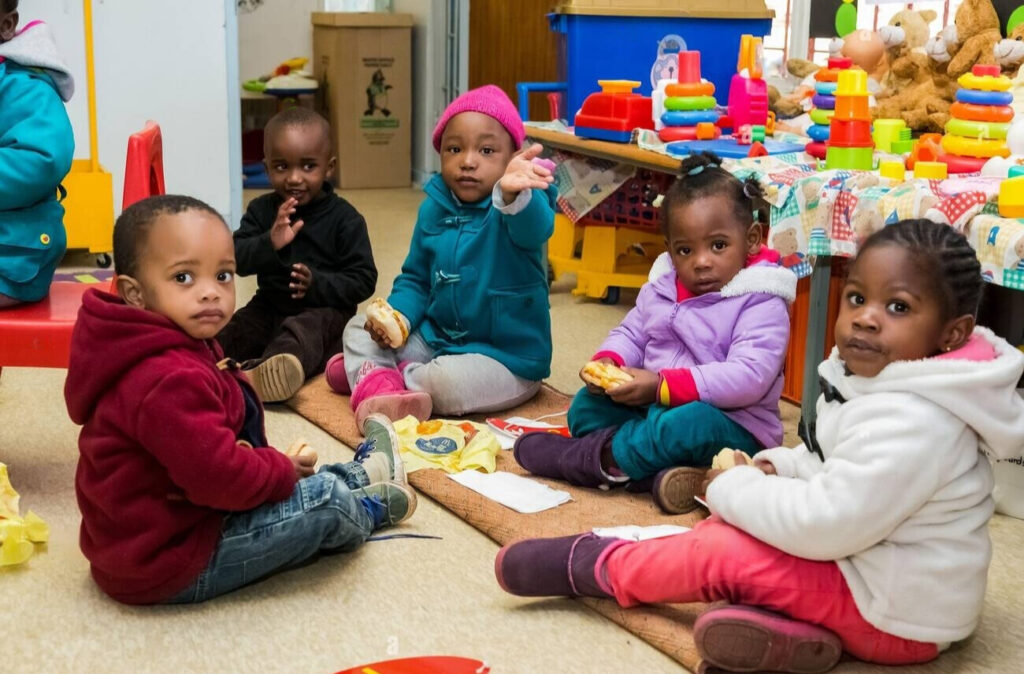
[{"xmin": 217, "ymin": 108, "xmax": 376, "ymax": 402}]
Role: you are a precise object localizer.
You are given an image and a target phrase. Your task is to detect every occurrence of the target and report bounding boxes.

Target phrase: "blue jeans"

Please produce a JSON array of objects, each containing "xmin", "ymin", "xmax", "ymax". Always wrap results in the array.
[
  {"xmin": 164, "ymin": 461, "xmax": 372, "ymax": 604},
  {"xmin": 568, "ymin": 388, "xmax": 761, "ymax": 479}
]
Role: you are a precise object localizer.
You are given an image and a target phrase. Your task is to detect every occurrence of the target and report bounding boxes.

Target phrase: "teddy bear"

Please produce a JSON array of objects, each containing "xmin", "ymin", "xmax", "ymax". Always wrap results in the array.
[
  {"xmin": 943, "ymin": 0, "xmax": 1002, "ymax": 78},
  {"xmin": 771, "ymin": 227, "xmax": 805, "ymax": 268},
  {"xmin": 995, "ymin": 23, "xmax": 1024, "ymax": 75},
  {"xmin": 876, "ymin": 9, "xmax": 938, "ymax": 99},
  {"xmin": 874, "ymin": 35, "xmax": 958, "ymax": 133},
  {"xmin": 851, "ymin": 206, "xmax": 884, "ymax": 244}
]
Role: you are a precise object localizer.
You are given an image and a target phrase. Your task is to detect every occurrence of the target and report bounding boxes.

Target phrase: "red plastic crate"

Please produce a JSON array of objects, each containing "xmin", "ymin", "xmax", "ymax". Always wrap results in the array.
[
  {"xmin": 579, "ymin": 169, "xmax": 676, "ymax": 232},
  {"xmin": 782, "ymin": 259, "xmax": 847, "ymax": 405}
]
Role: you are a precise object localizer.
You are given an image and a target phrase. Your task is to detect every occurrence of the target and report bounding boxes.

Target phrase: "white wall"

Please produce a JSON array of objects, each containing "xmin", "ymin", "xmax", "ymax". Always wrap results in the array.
[
  {"xmin": 21, "ymin": 0, "xmax": 237, "ymax": 221},
  {"xmin": 237, "ymin": 0, "xmax": 319, "ymax": 83}
]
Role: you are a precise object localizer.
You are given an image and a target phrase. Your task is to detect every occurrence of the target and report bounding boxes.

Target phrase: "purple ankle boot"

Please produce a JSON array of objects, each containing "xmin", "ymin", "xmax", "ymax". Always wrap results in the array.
[
  {"xmin": 494, "ymin": 533, "xmax": 623, "ymax": 598},
  {"xmin": 513, "ymin": 426, "xmax": 620, "ymax": 488},
  {"xmin": 695, "ymin": 604, "xmax": 842, "ymax": 673}
]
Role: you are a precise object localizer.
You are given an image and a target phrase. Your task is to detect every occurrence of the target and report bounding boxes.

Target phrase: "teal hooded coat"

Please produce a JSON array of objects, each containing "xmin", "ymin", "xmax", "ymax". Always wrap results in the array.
[
  {"xmin": 0, "ymin": 25, "xmax": 75, "ymax": 302},
  {"xmin": 387, "ymin": 174, "xmax": 556, "ymax": 381}
]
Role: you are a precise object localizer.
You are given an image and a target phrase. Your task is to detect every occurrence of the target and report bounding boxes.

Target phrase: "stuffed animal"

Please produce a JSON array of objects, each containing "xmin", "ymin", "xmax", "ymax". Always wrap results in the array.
[
  {"xmin": 996, "ymin": 23, "xmax": 1024, "ymax": 75},
  {"xmin": 877, "ymin": 9, "xmax": 938, "ymax": 98},
  {"xmin": 944, "ymin": 0, "xmax": 1002, "ymax": 78},
  {"xmin": 874, "ymin": 35, "xmax": 958, "ymax": 133}
]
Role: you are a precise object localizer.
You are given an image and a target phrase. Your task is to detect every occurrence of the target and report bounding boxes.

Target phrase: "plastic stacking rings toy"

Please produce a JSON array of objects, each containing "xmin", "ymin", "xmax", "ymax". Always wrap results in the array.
[
  {"xmin": 807, "ymin": 124, "xmax": 831, "ymax": 142},
  {"xmin": 944, "ymin": 118, "xmax": 1010, "ymax": 140},
  {"xmin": 955, "ymin": 89, "xmax": 1013, "ymax": 106},
  {"xmin": 665, "ymin": 81, "xmax": 715, "ymax": 98},
  {"xmin": 664, "ymin": 95, "xmax": 717, "ymax": 111},
  {"xmin": 957, "ymin": 71, "xmax": 1012, "ymax": 92},
  {"xmin": 814, "ymin": 81, "xmax": 838, "ymax": 95},
  {"xmin": 809, "ymin": 107, "xmax": 835, "ymax": 125},
  {"xmin": 949, "ymin": 102, "xmax": 1014, "ymax": 123},
  {"xmin": 814, "ymin": 68, "xmax": 839, "ymax": 83},
  {"xmin": 660, "ymin": 109, "xmax": 720, "ymax": 126},
  {"xmin": 940, "ymin": 134, "xmax": 1011, "ymax": 158},
  {"xmin": 811, "ymin": 94, "xmax": 836, "ymax": 109},
  {"xmin": 657, "ymin": 124, "xmax": 721, "ymax": 142}
]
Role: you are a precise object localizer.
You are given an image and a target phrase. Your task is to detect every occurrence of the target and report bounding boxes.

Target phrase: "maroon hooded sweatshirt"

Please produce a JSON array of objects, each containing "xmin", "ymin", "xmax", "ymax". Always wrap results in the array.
[{"xmin": 64, "ymin": 290, "xmax": 296, "ymax": 604}]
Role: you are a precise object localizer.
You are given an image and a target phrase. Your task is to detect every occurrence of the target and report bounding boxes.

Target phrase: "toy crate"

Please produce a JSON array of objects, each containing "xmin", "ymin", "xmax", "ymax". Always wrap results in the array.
[
  {"xmin": 549, "ymin": 4, "xmax": 773, "ymax": 118},
  {"xmin": 578, "ymin": 168, "xmax": 674, "ymax": 232},
  {"xmin": 782, "ymin": 259, "xmax": 847, "ymax": 405}
]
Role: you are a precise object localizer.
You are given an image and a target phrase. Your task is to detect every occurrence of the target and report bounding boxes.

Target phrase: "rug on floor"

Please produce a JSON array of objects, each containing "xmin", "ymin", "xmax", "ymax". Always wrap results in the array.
[{"xmin": 287, "ymin": 375, "xmax": 708, "ymax": 670}]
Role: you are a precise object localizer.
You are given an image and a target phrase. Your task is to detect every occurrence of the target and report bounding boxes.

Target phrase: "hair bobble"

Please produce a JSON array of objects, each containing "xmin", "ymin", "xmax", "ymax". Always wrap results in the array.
[
  {"xmin": 686, "ymin": 164, "xmax": 706, "ymax": 177},
  {"xmin": 743, "ymin": 181, "xmax": 759, "ymax": 199}
]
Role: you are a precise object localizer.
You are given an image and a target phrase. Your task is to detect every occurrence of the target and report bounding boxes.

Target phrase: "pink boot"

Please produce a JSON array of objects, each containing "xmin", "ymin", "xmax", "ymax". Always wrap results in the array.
[
  {"xmin": 694, "ymin": 604, "xmax": 842, "ymax": 673},
  {"xmin": 351, "ymin": 366, "xmax": 432, "ymax": 432},
  {"xmin": 324, "ymin": 353, "xmax": 351, "ymax": 394}
]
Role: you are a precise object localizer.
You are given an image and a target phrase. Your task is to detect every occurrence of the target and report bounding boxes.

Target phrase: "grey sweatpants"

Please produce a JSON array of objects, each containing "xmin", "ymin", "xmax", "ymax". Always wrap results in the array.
[{"xmin": 342, "ymin": 314, "xmax": 541, "ymax": 416}]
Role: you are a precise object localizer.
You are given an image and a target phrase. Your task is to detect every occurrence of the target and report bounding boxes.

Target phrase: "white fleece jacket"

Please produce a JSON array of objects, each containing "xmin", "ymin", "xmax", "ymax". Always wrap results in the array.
[{"xmin": 707, "ymin": 327, "xmax": 1024, "ymax": 645}]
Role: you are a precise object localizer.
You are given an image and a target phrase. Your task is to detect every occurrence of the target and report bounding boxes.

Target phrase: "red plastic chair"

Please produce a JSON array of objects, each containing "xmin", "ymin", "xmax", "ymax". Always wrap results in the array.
[
  {"xmin": 122, "ymin": 121, "xmax": 165, "ymax": 209},
  {"xmin": 0, "ymin": 122, "xmax": 164, "ymax": 377}
]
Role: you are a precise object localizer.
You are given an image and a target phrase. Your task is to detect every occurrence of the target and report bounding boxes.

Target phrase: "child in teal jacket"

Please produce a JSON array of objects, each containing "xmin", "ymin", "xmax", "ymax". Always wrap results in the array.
[
  {"xmin": 333, "ymin": 85, "xmax": 557, "ymax": 427},
  {"xmin": 0, "ymin": 3, "xmax": 75, "ymax": 306}
]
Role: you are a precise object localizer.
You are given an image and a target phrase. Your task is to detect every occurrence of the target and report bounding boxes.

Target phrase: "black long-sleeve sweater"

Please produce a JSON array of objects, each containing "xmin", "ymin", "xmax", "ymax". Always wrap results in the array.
[{"xmin": 233, "ymin": 186, "xmax": 377, "ymax": 315}]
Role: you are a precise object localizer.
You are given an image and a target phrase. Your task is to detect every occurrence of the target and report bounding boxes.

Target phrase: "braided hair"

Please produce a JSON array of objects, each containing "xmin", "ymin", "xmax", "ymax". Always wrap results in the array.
[
  {"xmin": 113, "ymin": 195, "xmax": 227, "ymax": 277},
  {"xmin": 660, "ymin": 151, "xmax": 763, "ymax": 236},
  {"xmin": 857, "ymin": 218, "xmax": 982, "ymax": 320}
]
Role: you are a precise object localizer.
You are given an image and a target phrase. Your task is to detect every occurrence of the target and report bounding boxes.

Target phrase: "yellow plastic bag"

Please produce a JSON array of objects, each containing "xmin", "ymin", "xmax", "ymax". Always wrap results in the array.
[
  {"xmin": 0, "ymin": 462, "xmax": 48, "ymax": 567},
  {"xmin": 392, "ymin": 416, "xmax": 501, "ymax": 474}
]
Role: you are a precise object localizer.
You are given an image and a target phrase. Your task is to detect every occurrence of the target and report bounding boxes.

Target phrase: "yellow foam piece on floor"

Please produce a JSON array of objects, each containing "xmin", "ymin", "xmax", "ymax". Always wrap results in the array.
[
  {"xmin": 24, "ymin": 511, "xmax": 49, "ymax": 543},
  {"xmin": 0, "ymin": 520, "xmax": 33, "ymax": 566},
  {"xmin": 0, "ymin": 463, "xmax": 20, "ymax": 519}
]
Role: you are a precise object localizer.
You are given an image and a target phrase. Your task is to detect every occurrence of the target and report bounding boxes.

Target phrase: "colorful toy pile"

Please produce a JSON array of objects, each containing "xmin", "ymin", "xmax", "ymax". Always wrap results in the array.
[
  {"xmin": 727, "ymin": 35, "xmax": 769, "ymax": 130},
  {"xmin": 657, "ymin": 51, "xmax": 721, "ymax": 143},
  {"xmin": 825, "ymin": 68, "xmax": 874, "ymax": 170},
  {"xmin": 940, "ymin": 65, "xmax": 1013, "ymax": 174},
  {"xmin": 806, "ymin": 57, "xmax": 852, "ymax": 161}
]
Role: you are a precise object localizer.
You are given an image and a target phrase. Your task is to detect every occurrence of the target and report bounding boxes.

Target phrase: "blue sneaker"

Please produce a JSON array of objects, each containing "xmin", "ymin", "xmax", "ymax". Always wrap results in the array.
[
  {"xmin": 354, "ymin": 482, "xmax": 417, "ymax": 529},
  {"xmin": 353, "ymin": 413, "xmax": 407, "ymax": 485}
]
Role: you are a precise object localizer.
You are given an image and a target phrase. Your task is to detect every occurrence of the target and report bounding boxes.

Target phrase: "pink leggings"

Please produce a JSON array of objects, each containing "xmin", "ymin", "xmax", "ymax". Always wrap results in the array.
[{"xmin": 600, "ymin": 516, "xmax": 940, "ymax": 666}]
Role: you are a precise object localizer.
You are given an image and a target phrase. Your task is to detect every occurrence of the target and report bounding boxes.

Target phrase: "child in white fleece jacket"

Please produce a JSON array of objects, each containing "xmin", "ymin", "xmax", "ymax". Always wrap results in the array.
[{"xmin": 493, "ymin": 219, "xmax": 1024, "ymax": 674}]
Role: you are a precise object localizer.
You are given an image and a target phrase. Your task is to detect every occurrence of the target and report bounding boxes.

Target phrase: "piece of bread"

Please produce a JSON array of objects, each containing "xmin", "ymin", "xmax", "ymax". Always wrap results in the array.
[
  {"xmin": 581, "ymin": 360, "xmax": 634, "ymax": 391},
  {"xmin": 711, "ymin": 448, "xmax": 752, "ymax": 471},
  {"xmin": 366, "ymin": 298, "xmax": 408, "ymax": 348},
  {"xmin": 285, "ymin": 438, "xmax": 318, "ymax": 463}
]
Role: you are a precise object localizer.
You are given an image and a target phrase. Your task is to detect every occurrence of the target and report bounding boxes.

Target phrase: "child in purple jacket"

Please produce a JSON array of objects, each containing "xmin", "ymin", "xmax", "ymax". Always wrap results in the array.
[{"xmin": 515, "ymin": 152, "xmax": 796, "ymax": 513}]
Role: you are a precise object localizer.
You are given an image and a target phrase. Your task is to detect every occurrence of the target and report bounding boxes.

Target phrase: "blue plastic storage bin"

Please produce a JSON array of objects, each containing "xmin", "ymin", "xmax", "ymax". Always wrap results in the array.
[{"xmin": 549, "ymin": 11, "xmax": 773, "ymax": 119}]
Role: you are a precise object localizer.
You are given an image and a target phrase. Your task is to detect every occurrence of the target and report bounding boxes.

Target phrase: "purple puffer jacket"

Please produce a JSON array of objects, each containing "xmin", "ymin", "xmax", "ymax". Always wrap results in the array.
[{"xmin": 598, "ymin": 262, "xmax": 797, "ymax": 448}]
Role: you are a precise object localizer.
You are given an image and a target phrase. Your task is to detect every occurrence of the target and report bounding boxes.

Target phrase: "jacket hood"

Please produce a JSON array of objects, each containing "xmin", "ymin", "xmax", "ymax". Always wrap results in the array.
[
  {"xmin": 649, "ymin": 259, "xmax": 798, "ymax": 303},
  {"xmin": 0, "ymin": 21, "xmax": 74, "ymax": 101},
  {"xmin": 820, "ymin": 326, "xmax": 1024, "ymax": 461},
  {"xmin": 64, "ymin": 290, "xmax": 216, "ymax": 424}
]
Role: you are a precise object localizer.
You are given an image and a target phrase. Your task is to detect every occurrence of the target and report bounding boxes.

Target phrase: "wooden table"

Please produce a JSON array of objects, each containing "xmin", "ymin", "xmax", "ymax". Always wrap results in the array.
[{"xmin": 526, "ymin": 126, "xmax": 682, "ymax": 174}]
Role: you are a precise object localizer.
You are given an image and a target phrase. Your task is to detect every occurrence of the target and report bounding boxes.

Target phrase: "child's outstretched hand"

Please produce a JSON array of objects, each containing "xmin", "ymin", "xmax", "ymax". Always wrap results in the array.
[
  {"xmin": 270, "ymin": 197, "xmax": 305, "ymax": 250},
  {"xmin": 701, "ymin": 451, "xmax": 774, "ymax": 494},
  {"xmin": 290, "ymin": 263, "xmax": 312, "ymax": 299},
  {"xmin": 290, "ymin": 453, "xmax": 316, "ymax": 479},
  {"xmin": 607, "ymin": 368, "xmax": 660, "ymax": 406},
  {"xmin": 499, "ymin": 143, "xmax": 554, "ymax": 205}
]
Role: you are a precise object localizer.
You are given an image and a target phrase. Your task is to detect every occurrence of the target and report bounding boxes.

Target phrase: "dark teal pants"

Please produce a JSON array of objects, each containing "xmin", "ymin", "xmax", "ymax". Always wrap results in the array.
[{"xmin": 567, "ymin": 388, "xmax": 761, "ymax": 480}]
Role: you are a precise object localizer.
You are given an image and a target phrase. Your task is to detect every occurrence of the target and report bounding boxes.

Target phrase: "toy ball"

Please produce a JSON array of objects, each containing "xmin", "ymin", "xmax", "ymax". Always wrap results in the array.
[
  {"xmin": 836, "ymin": 0, "xmax": 858, "ymax": 38},
  {"xmin": 1007, "ymin": 121, "xmax": 1024, "ymax": 156},
  {"xmin": 841, "ymin": 29, "xmax": 885, "ymax": 74}
]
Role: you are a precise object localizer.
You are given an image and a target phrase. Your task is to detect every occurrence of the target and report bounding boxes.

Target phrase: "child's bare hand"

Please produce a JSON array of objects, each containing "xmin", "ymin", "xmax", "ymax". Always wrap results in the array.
[
  {"xmin": 499, "ymin": 143, "xmax": 554, "ymax": 205},
  {"xmin": 290, "ymin": 263, "xmax": 312, "ymax": 299},
  {"xmin": 701, "ymin": 468, "xmax": 724, "ymax": 496},
  {"xmin": 580, "ymin": 357, "xmax": 615, "ymax": 394},
  {"xmin": 755, "ymin": 460, "xmax": 777, "ymax": 476},
  {"xmin": 364, "ymin": 320, "xmax": 392, "ymax": 349},
  {"xmin": 607, "ymin": 368, "xmax": 660, "ymax": 406},
  {"xmin": 291, "ymin": 453, "xmax": 316, "ymax": 479},
  {"xmin": 270, "ymin": 197, "xmax": 304, "ymax": 250}
]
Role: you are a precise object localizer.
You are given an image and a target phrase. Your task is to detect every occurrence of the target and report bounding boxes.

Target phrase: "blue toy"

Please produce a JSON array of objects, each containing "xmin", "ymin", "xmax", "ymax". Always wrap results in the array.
[
  {"xmin": 660, "ymin": 109, "xmax": 721, "ymax": 126},
  {"xmin": 955, "ymin": 89, "xmax": 1014, "ymax": 106},
  {"xmin": 665, "ymin": 138, "xmax": 807, "ymax": 159}
]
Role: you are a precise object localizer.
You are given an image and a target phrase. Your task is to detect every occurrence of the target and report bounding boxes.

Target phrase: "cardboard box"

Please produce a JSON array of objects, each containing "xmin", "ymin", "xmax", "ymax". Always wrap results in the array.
[
  {"xmin": 554, "ymin": 0, "xmax": 773, "ymax": 19},
  {"xmin": 312, "ymin": 12, "xmax": 413, "ymax": 188}
]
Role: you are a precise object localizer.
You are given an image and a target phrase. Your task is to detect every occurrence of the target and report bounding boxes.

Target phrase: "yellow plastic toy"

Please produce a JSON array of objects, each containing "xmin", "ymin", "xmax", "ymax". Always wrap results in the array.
[
  {"xmin": 548, "ymin": 214, "xmax": 662, "ymax": 304},
  {"xmin": 879, "ymin": 160, "xmax": 906, "ymax": 181},
  {"xmin": 940, "ymin": 134, "xmax": 1010, "ymax": 159},
  {"xmin": 998, "ymin": 176, "xmax": 1024, "ymax": 218},
  {"xmin": 60, "ymin": 0, "xmax": 115, "ymax": 267},
  {"xmin": 914, "ymin": 161, "xmax": 949, "ymax": 179},
  {"xmin": 957, "ymin": 71, "xmax": 1012, "ymax": 92}
]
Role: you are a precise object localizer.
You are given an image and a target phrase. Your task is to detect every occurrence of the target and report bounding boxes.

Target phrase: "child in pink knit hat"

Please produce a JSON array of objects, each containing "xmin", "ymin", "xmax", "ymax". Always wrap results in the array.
[{"xmin": 329, "ymin": 85, "xmax": 558, "ymax": 430}]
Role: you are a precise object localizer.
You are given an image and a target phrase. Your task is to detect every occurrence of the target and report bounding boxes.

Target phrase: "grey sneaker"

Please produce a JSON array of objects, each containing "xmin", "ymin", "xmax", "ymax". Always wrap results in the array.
[
  {"xmin": 244, "ymin": 353, "xmax": 304, "ymax": 403},
  {"xmin": 354, "ymin": 413, "xmax": 407, "ymax": 485},
  {"xmin": 353, "ymin": 481, "xmax": 417, "ymax": 529}
]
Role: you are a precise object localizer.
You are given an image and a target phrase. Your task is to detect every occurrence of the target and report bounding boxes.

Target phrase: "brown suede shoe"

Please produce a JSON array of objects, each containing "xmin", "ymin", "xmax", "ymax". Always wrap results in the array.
[
  {"xmin": 244, "ymin": 353, "xmax": 305, "ymax": 403},
  {"xmin": 652, "ymin": 466, "xmax": 708, "ymax": 514}
]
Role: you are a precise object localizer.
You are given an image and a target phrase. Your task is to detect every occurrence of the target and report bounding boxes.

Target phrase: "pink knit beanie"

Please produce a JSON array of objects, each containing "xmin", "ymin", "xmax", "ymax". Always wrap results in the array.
[{"xmin": 432, "ymin": 85, "xmax": 525, "ymax": 152}]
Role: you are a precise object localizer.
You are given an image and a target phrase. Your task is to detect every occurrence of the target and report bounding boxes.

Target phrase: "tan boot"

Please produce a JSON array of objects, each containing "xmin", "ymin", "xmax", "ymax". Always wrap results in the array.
[{"xmin": 244, "ymin": 353, "xmax": 304, "ymax": 403}]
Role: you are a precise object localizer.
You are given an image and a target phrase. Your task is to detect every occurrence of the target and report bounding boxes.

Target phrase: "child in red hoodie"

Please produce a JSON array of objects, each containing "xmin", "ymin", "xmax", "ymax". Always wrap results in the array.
[{"xmin": 65, "ymin": 195, "xmax": 416, "ymax": 604}]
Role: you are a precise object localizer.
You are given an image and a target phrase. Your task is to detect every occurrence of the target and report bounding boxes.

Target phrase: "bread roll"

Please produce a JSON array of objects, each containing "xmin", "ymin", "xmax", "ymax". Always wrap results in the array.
[
  {"xmin": 581, "ymin": 361, "xmax": 634, "ymax": 391},
  {"xmin": 285, "ymin": 438, "xmax": 318, "ymax": 463},
  {"xmin": 366, "ymin": 298, "xmax": 408, "ymax": 348}
]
